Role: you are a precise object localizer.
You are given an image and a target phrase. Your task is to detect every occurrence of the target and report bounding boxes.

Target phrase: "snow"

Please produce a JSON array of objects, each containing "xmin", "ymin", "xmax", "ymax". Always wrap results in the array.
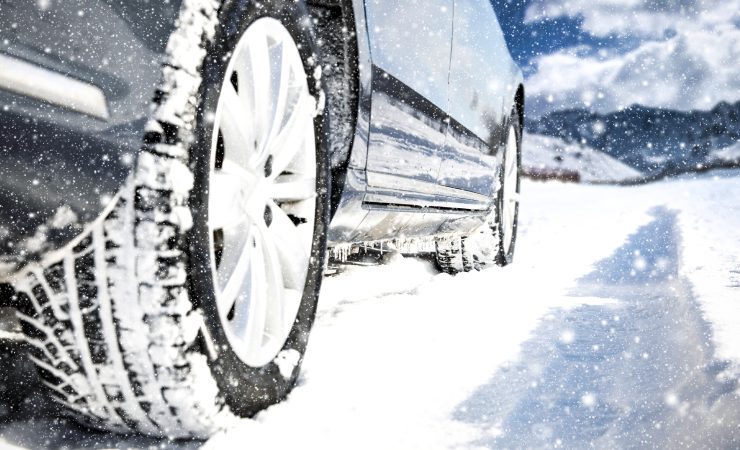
[
  {"xmin": 1, "ymin": 170, "xmax": 740, "ymax": 448},
  {"xmin": 523, "ymin": 132, "xmax": 641, "ymax": 182},
  {"xmin": 667, "ymin": 171, "xmax": 740, "ymax": 373},
  {"xmin": 711, "ymin": 141, "xmax": 740, "ymax": 164}
]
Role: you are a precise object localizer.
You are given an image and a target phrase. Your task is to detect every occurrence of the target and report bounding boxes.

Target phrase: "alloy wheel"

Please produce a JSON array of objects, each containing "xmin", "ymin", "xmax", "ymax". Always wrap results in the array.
[{"xmin": 207, "ymin": 18, "xmax": 317, "ymax": 367}]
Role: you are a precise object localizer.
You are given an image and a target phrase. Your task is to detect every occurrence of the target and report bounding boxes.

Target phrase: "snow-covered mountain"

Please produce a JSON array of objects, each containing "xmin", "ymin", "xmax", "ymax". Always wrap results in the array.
[
  {"xmin": 523, "ymin": 133, "xmax": 641, "ymax": 183},
  {"xmin": 528, "ymin": 101, "xmax": 740, "ymax": 176},
  {"xmin": 711, "ymin": 141, "xmax": 740, "ymax": 164}
]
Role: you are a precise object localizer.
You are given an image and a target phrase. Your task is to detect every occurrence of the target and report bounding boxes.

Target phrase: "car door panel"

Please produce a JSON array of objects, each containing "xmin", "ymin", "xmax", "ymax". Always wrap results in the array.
[
  {"xmin": 440, "ymin": 119, "xmax": 499, "ymax": 198},
  {"xmin": 439, "ymin": 0, "xmax": 514, "ymax": 196},
  {"xmin": 364, "ymin": 0, "xmax": 452, "ymax": 110},
  {"xmin": 363, "ymin": 0, "xmax": 452, "ymax": 194},
  {"xmin": 365, "ymin": 68, "xmax": 448, "ymax": 189}
]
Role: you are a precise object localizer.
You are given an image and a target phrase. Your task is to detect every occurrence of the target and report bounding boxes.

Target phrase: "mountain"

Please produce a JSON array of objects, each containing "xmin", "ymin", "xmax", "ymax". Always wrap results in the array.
[
  {"xmin": 523, "ymin": 133, "xmax": 641, "ymax": 183},
  {"xmin": 528, "ymin": 101, "xmax": 740, "ymax": 176}
]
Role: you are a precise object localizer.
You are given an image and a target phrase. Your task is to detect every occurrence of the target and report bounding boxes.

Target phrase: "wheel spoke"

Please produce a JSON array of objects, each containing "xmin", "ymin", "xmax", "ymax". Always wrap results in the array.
[
  {"xmin": 258, "ymin": 224, "xmax": 288, "ymax": 340},
  {"xmin": 500, "ymin": 127, "xmax": 518, "ymax": 254},
  {"xmin": 268, "ymin": 201, "xmax": 311, "ymax": 290},
  {"xmin": 506, "ymin": 155, "xmax": 517, "ymax": 184},
  {"xmin": 220, "ymin": 82, "xmax": 255, "ymax": 164},
  {"xmin": 246, "ymin": 33, "xmax": 273, "ymax": 154},
  {"xmin": 221, "ymin": 158, "xmax": 259, "ymax": 184},
  {"xmin": 209, "ymin": 165, "xmax": 258, "ymax": 229},
  {"xmin": 238, "ymin": 226, "xmax": 280, "ymax": 354},
  {"xmin": 505, "ymin": 130, "xmax": 518, "ymax": 186},
  {"xmin": 270, "ymin": 173, "xmax": 316, "ymax": 202},
  {"xmin": 209, "ymin": 171, "xmax": 243, "ymax": 230},
  {"xmin": 506, "ymin": 145, "xmax": 517, "ymax": 176},
  {"xmin": 217, "ymin": 224, "xmax": 254, "ymax": 315},
  {"xmin": 231, "ymin": 234, "xmax": 265, "ymax": 345},
  {"xmin": 216, "ymin": 223, "xmax": 250, "ymax": 282},
  {"xmin": 267, "ymin": 91, "xmax": 314, "ymax": 177},
  {"xmin": 260, "ymin": 41, "xmax": 292, "ymax": 155}
]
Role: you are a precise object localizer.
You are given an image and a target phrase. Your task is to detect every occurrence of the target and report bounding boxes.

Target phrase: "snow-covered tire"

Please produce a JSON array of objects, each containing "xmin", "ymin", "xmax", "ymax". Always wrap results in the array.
[
  {"xmin": 434, "ymin": 235, "xmax": 482, "ymax": 274},
  {"xmin": 435, "ymin": 108, "xmax": 521, "ymax": 274},
  {"xmin": 12, "ymin": 0, "xmax": 328, "ymax": 439}
]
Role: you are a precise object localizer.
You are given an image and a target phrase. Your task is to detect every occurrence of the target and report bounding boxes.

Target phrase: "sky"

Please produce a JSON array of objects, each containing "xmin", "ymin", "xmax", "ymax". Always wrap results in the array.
[{"xmin": 494, "ymin": 0, "xmax": 740, "ymax": 117}]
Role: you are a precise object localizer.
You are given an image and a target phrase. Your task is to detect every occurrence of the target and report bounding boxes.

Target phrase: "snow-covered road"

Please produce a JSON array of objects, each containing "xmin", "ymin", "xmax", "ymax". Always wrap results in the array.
[{"xmin": 1, "ymin": 170, "xmax": 739, "ymax": 449}]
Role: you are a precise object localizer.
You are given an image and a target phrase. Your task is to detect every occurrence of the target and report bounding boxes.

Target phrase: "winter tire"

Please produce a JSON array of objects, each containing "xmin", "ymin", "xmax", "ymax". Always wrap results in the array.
[
  {"xmin": 435, "ymin": 107, "xmax": 521, "ymax": 273},
  {"xmin": 495, "ymin": 106, "xmax": 522, "ymax": 266},
  {"xmin": 13, "ymin": 0, "xmax": 328, "ymax": 439}
]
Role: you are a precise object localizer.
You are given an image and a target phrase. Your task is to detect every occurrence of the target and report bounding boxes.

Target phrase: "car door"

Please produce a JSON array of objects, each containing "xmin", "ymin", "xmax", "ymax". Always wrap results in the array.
[
  {"xmin": 363, "ymin": 0, "xmax": 453, "ymax": 200},
  {"xmin": 438, "ymin": 0, "xmax": 511, "ymax": 199}
]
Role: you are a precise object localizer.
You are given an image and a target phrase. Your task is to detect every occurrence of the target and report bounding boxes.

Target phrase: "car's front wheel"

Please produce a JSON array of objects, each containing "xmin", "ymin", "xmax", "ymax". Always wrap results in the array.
[
  {"xmin": 14, "ymin": 0, "xmax": 328, "ymax": 438},
  {"xmin": 192, "ymin": 6, "xmax": 329, "ymax": 419}
]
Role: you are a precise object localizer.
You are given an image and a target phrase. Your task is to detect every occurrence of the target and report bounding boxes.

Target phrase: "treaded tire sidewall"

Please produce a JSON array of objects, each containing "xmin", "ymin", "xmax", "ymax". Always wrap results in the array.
[
  {"xmin": 496, "ymin": 108, "xmax": 522, "ymax": 266},
  {"xmin": 189, "ymin": 1, "xmax": 329, "ymax": 416}
]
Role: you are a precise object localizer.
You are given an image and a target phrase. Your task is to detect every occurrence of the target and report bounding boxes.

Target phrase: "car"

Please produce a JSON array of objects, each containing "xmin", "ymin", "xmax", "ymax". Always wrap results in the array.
[{"xmin": 0, "ymin": 0, "xmax": 523, "ymax": 438}]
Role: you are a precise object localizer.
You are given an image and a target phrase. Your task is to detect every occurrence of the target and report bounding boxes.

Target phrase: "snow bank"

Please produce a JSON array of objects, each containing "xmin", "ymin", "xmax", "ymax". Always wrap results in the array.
[
  {"xmin": 710, "ymin": 141, "xmax": 740, "ymax": 164},
  {"xmin": 659, "ymin": 171, "xmax": 740, "ymax": 378}
]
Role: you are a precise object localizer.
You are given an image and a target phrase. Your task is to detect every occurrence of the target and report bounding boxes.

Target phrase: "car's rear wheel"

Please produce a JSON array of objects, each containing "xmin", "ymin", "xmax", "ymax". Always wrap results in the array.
[
  {"xmin": 435, "ymin": 107, "xmax": 521, "ymax": 273},
  {"xmin": 495, "ymin": 109, "xmax": 522, "ymax": 266},
  {"xmin": 13, "ymin": 0, "xmax": 328, "ymax": 438}
]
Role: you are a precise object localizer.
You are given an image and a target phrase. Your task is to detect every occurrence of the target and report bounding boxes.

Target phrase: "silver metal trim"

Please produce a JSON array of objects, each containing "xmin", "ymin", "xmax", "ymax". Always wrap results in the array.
[
  {"xmin": 366, "ymin": 171, "xmax": 492, "ymax": 204},
  {"xmin": 0, "ymin": 54, "xmax": 109, "ymax": 120},
  {"xmin": 363, "ymin": 191, "xmax": 490, "ymax": 212}
]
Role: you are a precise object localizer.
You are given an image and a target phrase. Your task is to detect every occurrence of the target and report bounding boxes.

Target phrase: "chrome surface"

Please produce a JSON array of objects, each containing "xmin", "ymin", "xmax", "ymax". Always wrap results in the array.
[
  {"xmin": 447, "ymin": 0, "xmax": 517, "ymax": 141},
  {"xmin": 364, "ymin": 0, "xmax": 453, "ymax": 111},
  {"xmin": 436, "ymin": 0, "xmax": 519, "ymax": 195},
  {"xmin": 367, "ymin": 172, "xmax": 491, "ymax": 204},
  {"xmin": 363, "ymin": 193, "xmax": 489, "ymax": 212},
  {"xmin": 438, "ymin": 117, "xmax": 498, "ymax": 197},
  {"xmin": 208, "ymin": 18, "xmax": 317, "ymax": 367},
  {"xmin": 365, "ymin": 69, "xmax": 446, "ymax": 192}
]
